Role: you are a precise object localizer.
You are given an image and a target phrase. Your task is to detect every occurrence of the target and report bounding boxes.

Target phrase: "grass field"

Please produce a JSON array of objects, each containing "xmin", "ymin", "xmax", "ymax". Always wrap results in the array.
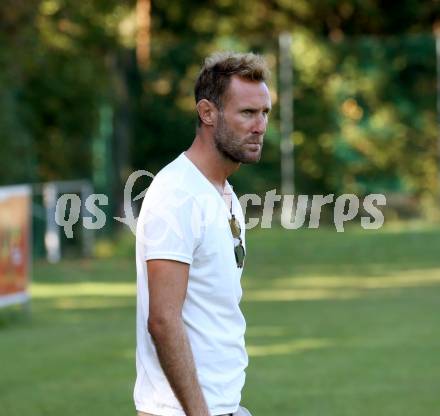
[{"xmin": 1, "ymin": 226, "xmax": 440, "ymax": 415}]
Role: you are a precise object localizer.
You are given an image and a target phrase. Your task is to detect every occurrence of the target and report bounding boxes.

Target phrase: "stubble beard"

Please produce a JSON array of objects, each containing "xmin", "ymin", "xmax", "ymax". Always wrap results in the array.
[{"xmin": 213, "ymin": 113, "xmax": 263, "ymax": 164}]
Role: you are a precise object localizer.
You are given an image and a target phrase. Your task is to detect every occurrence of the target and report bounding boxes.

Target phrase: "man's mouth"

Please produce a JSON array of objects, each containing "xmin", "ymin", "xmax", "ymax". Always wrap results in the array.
[
  {"xmin": 245, "ymin": 136, "xmax": 263, "ymax": 146},
  {"xmin": 245, "ymin": 142, "xmax": 262, "ymax": 150}
]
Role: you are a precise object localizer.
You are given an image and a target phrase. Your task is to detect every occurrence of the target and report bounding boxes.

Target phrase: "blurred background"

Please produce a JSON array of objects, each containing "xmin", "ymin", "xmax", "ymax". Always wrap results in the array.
[{"xmin": 1, "ymin": 1, "xmax": 440, "ymax": 415}]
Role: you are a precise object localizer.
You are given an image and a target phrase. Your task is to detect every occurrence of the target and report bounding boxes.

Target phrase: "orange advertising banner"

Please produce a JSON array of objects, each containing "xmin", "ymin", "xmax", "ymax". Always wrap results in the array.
[{"xmin": 0, "ymin": 185, "xmax": 31, "ymax": 307}]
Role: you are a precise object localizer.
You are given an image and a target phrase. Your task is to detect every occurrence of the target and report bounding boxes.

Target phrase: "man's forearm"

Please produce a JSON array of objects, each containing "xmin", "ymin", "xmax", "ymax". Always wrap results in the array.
[{"xmin": 149, "ymin": 318, "xmax": 210, "ymax": 416}]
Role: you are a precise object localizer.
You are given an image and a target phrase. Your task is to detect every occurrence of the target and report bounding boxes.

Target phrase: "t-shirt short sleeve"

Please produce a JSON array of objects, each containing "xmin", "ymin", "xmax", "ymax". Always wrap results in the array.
[{"xmin": 138, "ymin": 187, "xmax": 203, "ymax": 265}]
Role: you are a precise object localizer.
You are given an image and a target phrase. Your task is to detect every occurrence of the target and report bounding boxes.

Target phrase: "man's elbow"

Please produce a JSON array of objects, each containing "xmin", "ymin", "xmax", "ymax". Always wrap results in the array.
[{"xmin": 148, "ymin": 313, "xmax": 180, "ymax": 339}]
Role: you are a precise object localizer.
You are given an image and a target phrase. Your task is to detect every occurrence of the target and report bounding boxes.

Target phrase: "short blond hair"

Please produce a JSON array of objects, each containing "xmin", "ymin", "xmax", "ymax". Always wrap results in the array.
[{"xmin": 194, "ymin": 52, "xmax": 270, "ymax": 122}]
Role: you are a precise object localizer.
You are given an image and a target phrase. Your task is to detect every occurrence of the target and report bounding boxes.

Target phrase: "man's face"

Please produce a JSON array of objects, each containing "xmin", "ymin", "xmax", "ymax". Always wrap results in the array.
[{"xmin": 213, "ymin": 75, "xmax": 271, "ymax": 164}]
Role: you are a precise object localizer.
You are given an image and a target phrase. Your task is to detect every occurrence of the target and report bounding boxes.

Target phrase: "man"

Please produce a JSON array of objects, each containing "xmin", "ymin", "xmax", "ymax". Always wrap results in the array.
[{"xmin": 134, "ymin": 51, "xmax": 271, "ymax": 416}]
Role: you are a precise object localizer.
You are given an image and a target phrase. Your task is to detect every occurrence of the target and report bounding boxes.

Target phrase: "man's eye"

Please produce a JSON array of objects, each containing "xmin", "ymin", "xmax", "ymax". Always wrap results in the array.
[{"xmin": 242, "ymin": 110, "xmax": 252, "ymax": 115}]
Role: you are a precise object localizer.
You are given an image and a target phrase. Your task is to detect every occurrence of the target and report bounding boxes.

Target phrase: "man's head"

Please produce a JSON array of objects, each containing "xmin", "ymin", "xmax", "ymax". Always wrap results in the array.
[{"xmin": 195, "ymin": 52, "xmax": 271, "ymax": 164}]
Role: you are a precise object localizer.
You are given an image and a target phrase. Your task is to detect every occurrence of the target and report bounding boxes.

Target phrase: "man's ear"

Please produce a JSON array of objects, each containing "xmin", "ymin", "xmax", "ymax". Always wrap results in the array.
[{"xmin": 196, "ymin": 99, "xmax": 217, "ymax": 126}]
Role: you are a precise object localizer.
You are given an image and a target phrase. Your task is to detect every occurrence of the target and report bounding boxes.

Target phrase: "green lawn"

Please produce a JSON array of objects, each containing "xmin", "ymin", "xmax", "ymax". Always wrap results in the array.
[{"xmin": 1, "ymin": 226, "xmax": 440, "ymax": 415}]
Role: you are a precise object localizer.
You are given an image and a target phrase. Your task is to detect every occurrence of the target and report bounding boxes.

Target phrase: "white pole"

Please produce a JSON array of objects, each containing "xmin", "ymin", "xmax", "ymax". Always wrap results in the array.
[
  {"xmin": 279, "ymin": 32, "xmax": 295, "ymax": 196},
  {"xmin": 435, "ymin": 33, "xmax": 440, "ymax": 200},
  {"xmin": 43, "ymin": 183, "xmax": 61, "ymax": 263}
]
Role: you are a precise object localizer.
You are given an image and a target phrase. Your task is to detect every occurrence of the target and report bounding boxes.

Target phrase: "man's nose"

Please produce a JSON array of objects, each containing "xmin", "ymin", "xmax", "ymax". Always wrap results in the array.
[{"xmin": 252, "ymin": 113, "xmax": 267, "ymax": 135}]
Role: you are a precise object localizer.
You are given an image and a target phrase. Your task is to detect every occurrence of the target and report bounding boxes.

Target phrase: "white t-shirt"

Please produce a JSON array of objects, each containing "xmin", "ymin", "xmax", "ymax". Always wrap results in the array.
[{"xmin": 134, "ymin": 153, "xmax": 248, "ymax": 416}]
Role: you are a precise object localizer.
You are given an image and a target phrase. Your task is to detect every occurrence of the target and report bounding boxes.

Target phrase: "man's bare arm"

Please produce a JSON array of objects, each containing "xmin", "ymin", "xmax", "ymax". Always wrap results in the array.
[{"xmin": 147, "ymin": 259, "xmax": 210, "ymax": 416}]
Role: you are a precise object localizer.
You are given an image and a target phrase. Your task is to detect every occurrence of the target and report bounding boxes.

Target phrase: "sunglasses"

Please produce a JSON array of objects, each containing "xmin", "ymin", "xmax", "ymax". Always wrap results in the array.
[{"xmin": 229, "ymin": 213, "xmax": 246, "ymax": 268}]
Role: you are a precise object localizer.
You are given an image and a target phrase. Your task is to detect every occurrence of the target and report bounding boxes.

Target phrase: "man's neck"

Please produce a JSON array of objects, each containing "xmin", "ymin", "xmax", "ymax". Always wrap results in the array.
[{"xmin": 185, "ymin": 130, "xmax": 240, "ymax": 194}]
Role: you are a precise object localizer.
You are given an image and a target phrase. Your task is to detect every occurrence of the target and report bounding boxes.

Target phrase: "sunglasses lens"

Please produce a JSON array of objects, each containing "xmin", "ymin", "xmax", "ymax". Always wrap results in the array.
[
  {"xmin": 229, "ymin": 216, "xmax": 241, "ymax": 238},
  {"xmin": 234, "ymin": 244, "xmax": 245, "ymax": 268},
  {"xmin": 229, "ymin": 214, "xmax": 245, "ymax": 267}
]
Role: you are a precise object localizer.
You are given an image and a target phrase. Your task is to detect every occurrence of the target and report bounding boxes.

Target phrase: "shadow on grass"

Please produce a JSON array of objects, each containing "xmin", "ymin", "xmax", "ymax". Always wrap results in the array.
[{"xmin": 244, "ymin": 227, "xmax": 440, "ymax": 280}]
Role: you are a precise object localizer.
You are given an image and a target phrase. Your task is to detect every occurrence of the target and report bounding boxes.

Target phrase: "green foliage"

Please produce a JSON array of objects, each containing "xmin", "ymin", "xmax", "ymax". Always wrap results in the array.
[
  {"xmin": 0, "ymin": 0, "xmax": 439, "ymax": 217},
  {"xmin": 0, "ymin": 0, "xmax": 123, "ymax": 184},
  {"xmin": 292, "ymin": 31, "xmax": 437, "ymax": 198}
]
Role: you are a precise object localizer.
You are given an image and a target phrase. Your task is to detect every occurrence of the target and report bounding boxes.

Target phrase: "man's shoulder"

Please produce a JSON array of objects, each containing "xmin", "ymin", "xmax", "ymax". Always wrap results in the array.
[
  {"xmin": 150, "ymin": 153, "xmax": 220, "ymax": 199},
  {"xmin": 149, "ymin": 154, "xmax": 195, "ymax": 195},
  {"xmin": 141, "ymin": 154, "xmax": 208, "ymax": 214}
]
